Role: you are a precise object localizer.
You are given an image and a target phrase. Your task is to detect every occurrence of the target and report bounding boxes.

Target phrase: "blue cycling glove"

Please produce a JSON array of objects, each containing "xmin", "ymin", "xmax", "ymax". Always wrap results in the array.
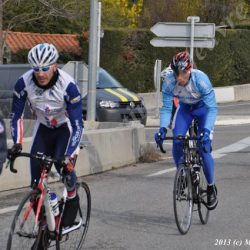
[
  {"xmin": 200, "ymin": 128, "xmax": 211, "ymax": 152},
  {"xmin": 155, "ymin": 127, "xmax": 167, "ymax": 146}
]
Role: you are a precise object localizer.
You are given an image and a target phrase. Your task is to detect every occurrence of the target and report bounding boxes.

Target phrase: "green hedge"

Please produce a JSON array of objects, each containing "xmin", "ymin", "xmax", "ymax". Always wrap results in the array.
[{"xmin": 96, "ymin": 29, "xmax": 250, "ymax": 92}]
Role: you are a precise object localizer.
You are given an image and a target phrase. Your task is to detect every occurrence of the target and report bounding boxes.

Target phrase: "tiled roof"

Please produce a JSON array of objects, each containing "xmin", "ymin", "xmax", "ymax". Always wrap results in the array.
[{"xmin": 5, "ymin": 31, "xmax": 85, "ymax": 55}]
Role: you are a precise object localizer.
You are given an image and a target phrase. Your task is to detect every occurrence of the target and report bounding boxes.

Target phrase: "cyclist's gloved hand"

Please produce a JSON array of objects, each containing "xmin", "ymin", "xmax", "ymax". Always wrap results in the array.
[
  {"xmin": 155, "ymin": 127, "xmax": 167, "ymax": 146},
  {"xmin": 200, "ymin": 128, "xmax": 211, "ymax": 152},
  {"xmin": 62, "ymin": 156, "xmax": 74, "ymax": 173},
  {"xmin": 7, "ymin": 143, "xmax": 22, "ymax": 159}
]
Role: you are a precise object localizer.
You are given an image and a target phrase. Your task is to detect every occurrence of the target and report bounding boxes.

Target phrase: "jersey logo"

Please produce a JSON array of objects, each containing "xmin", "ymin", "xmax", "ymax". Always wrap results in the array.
[
  {"xmin": 70, "ymin": 95, "xmax": 81, "ymax": 104},
  {"xmin": 50, "ymin": 119, "xmax": 58, "ymax": 127},
  {"xmin": 45, "ymin": 106, "xmax": 51, "ymax": 113},
  {"xmin": 35, "ymin": 88, "xmax": 44, "ymax": 96}
]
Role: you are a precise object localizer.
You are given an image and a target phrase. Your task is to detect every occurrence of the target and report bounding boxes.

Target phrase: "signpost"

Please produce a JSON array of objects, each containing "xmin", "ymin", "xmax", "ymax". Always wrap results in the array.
[
  {"xmin": 150, "ymin": 16, "xmax": 216, "ymax": 63},
  {"xmin": 150, "ymin": 37, "xmax": 215, "ymax": 48},
  {"xmin": 150, "ymin": 22, "xmax": 215, "ymax": 38}
]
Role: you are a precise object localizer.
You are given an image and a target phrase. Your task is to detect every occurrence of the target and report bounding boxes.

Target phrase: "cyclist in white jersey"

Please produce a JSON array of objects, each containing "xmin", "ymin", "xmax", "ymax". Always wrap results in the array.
[{"xmin": 9, "ymin": 43, "xmax": 83, "ymax": 227}]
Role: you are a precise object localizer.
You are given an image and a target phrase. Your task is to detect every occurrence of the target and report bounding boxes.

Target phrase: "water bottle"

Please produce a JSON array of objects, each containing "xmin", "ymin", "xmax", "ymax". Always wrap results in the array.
[{"xmin": 49, "ymin": 192, "xmax": 60, "ymax": 217}]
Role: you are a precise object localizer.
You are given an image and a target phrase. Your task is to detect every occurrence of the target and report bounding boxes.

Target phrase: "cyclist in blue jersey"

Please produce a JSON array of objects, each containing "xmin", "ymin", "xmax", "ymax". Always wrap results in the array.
[
  {"xmin": 9, "ymin": 43, "xmax": 83, "ymax": 226},
  {"xmin": 155, "ymin": 51, "xmax": 218, "ymax": 210}
]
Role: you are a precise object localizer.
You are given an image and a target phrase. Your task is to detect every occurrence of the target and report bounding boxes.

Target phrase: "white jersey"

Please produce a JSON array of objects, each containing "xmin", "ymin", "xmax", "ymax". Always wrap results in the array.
[{"xmin": 11, "ymin": 68, "xmax": 83, "ymax": 156}]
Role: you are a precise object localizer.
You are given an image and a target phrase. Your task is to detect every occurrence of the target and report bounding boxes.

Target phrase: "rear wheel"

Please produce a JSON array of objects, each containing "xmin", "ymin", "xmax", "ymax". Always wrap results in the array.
[
  {"xmin": 7, "ymin": 190, "xmax": 45, "ymax": 250},
  {"xmin": 198, "ymin": 167, "xmax": 210, "ymax": 224},
  {"xmin": 56, "ymin": 182, "xmax": 91, "ymax": 250},
  {"xmin": 173, "ymin": 165, "xmax": 193, "ymax": 235}
]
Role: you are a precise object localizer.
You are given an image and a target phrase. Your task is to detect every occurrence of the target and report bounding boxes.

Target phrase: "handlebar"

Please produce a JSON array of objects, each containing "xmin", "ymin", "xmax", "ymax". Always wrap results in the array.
[
  {"xmin": 158, "ymin": 135, "xmax": 200, "ymax": 154},
  {"xmin": 7, "ymin": 152, "xmax": 63, "ymax": 174}
]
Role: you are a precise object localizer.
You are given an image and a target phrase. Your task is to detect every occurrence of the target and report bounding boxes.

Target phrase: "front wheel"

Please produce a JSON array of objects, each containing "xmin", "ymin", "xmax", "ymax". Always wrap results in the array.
[
  {"xmin": 173, "ymin": 165, "xmax": 193, "ymax": 235},
  {"xmin": 56, "ymin": 182, "xmax": 91, "ymax": 250},
  {"xmin": 7, "ymin": 189, "xmax": 45, "ymax": 250}
]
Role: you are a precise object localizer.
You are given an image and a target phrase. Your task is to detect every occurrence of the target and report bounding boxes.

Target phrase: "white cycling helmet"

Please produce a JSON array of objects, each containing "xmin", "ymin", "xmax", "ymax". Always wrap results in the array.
[{"xmin": 28, "ymin": 43, "xmax": 59, "ymax": 68}]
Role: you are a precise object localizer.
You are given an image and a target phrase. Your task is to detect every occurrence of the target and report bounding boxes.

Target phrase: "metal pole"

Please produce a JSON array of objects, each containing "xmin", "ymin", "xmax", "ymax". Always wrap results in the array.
[
  {"xmin": 190, "ymin": 18, "xmax": 194, "ymax": 66},
  {"xmin": 154, "ymin": 59, "xmax": 162, "ymax": 118},
  {"xmin": 187, "ymin": 16, "xmax": 200, "ymax": 68},
  {"xmin": 87, "ymin": 0, "xmax": 98, "ymax": 121},
  {"xmin": 97, "ymin": 1, "xmax": 102, "ymax": 67}
]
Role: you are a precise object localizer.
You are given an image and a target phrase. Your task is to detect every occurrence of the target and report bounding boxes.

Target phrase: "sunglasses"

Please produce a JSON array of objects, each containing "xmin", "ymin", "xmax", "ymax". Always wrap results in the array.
[{"xmin": 33, "ymin": 66, "xmax": 51, "ymax": 72}]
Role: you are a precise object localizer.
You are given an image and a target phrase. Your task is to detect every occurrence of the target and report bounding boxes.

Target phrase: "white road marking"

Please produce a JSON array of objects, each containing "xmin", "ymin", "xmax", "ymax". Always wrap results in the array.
[
  {"xmin": 0, "ymin": 205, "xmax": 18, "ymax": 215},
  {"xmin": 212, "ymin": 136, "xmax": 250, "ymax": 159},
  {"xmin": 147, "ymin": 167, "xmax": 176, "ymax": 177},
  {"xmin": 147, "ymin": 136, "xmax": 250, "ymax": 177}
]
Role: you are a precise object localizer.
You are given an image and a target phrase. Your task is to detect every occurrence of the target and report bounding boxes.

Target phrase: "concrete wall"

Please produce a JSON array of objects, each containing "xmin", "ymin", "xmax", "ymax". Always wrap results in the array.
[
  {"xmin": 139, "ymin": 83, "xmax": 250, "ymax": 111},
  {"xmin": 234, "ymin": 84, "xmax": 250, "ymax": 101},
  {"xmin": 0, "ymin": 123, "xmax": 146, "ymax": 192}
]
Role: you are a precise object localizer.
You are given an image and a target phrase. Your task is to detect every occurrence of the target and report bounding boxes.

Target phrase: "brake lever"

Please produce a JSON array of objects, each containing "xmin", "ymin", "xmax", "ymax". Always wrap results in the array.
[
  {"xmin": 6, "ymin": 152, "xmax": 18, "ymax": 173},
  {"xmin": 159, "ymin": 143, "xmax": 166, "ymax": 154},
  {"xmin": 9, "ymin": 159, "xmax": 17, "ymax": 173}
]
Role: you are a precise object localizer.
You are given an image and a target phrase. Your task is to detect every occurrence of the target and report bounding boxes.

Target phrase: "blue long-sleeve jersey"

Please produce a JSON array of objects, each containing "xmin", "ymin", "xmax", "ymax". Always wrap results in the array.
[
  {"xmin": 160, "ymin": 69, "xmax": 218, "ymax": 131},
  {"xmin": 11, "ymin": 69, "xmax": 83, "ymax": 156}
]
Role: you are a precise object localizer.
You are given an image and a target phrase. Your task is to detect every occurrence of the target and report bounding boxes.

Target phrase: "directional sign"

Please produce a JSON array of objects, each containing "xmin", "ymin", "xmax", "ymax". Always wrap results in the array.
[
  {"xmin": 150, "ymin": 37, "xmax": 215, "ymax": 48},
  {"xmin": 150, "ymin": 22, "xmax": 215, "ymax": 38}
]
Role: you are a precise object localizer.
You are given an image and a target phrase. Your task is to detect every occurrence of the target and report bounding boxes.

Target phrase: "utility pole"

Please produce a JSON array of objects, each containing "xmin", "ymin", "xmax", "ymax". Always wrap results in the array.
[
  {"xmin": 87, "ymin": 0, "xmax": 98, "ymax": 121},
  {"xmin": 97, "ymin": 1, "xmax": 102, "ymax": 68}
]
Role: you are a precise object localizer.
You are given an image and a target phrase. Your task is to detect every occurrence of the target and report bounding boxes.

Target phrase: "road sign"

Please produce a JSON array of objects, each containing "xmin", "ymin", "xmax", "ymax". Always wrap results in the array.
[
  {"xmin": 150, "ymin": 22, "xmax": 215, "ymax": 38},
  {"xmin": 150, "ymin": 37, "xmax": 215, "ymax": 48}
]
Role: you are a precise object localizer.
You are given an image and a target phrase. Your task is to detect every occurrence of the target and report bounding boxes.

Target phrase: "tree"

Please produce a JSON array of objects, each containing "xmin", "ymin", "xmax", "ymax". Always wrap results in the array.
[
  {"xmin": 101, "ymin": 0, "xmax": 144, "ymax": 28},
  {"xmin": 138, "ymin": 0, "xmax": 249, "ymax": 27},
  {"xmin": 139, "ymin": 0, "xmax": 201, "ymax": 27},
  {"xmin": 0, "ymin": 0, "xmax": 87, "ymax": 64},
  {"xmin": 201, "ymin": 0, "xmax": 242, "ymax": 24}
]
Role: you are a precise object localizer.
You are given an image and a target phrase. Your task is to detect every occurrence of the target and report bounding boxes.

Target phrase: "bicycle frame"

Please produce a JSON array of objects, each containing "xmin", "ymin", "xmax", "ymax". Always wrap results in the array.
[
  {"xmin": 21, "ymin": 166, "xmax": 59, "ymax": 239},
  {"xmin": 32, "ymin": 167, "xmax": 84, "ymax": 239}
]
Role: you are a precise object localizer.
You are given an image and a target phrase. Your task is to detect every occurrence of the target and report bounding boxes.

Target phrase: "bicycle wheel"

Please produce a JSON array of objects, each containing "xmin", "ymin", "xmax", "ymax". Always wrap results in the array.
[
  {"xmin": 7, "ymin": 189, "xmax": 44, "ymax": 250},
  {"xmin": 56, "ymin": 182, "xmax": 91, "ymax": 250},
  {"xmin": 198, "ymin": 167, "xmax": 210, "ymax": 224},
  {"xmin": 173, "ymin": 165, "xmax": 193, "ymax": 235}
]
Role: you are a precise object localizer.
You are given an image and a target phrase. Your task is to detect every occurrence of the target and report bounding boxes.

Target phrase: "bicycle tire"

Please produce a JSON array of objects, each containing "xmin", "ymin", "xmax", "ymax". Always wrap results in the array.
[
  {"xmin": 173, "ymin": 165, "xmax": 193, "ymax": 235},
  {"xmin": 56, "ymin": 182, "xmax": 91, "ymax": 250},
  {"xmin": 6, "ymin": 189, "xmax": 45, "ymax": 250},
  {"xmin": 198, "ymin": 167, "xmax": 210, "ymax": 224}
]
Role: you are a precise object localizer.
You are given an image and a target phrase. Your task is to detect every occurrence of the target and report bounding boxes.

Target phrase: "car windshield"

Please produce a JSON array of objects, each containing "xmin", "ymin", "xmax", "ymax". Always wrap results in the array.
[{"xmin": 97, "ymin": 68, "xmax": 123, "ymax": 89}]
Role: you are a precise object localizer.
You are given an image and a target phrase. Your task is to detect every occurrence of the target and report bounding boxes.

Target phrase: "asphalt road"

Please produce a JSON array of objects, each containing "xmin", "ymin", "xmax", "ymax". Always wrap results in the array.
[
  {"xmin": 0, "ymin": 114, "xmax": 250, "ymax": 249},
  {"xmin": 217, "ymin": 101, "xmax": 250, "ymax": 116}
]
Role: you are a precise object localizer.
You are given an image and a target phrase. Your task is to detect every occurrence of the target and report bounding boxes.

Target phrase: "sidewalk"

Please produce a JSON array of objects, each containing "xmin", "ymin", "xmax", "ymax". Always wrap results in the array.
[{"xmin": 146, "ymin": 115, "xmax": 250, "ymax": 127}]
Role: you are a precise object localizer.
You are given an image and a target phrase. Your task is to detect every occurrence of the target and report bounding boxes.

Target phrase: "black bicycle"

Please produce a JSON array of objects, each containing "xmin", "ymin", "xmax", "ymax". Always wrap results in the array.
[
  {"xmin": 159, "ymin": 122, "xmax": 209, "ymax": 234},
  {"xmin": 6, "ymin": 152, "xmax": 91, "ymax": 250}
]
